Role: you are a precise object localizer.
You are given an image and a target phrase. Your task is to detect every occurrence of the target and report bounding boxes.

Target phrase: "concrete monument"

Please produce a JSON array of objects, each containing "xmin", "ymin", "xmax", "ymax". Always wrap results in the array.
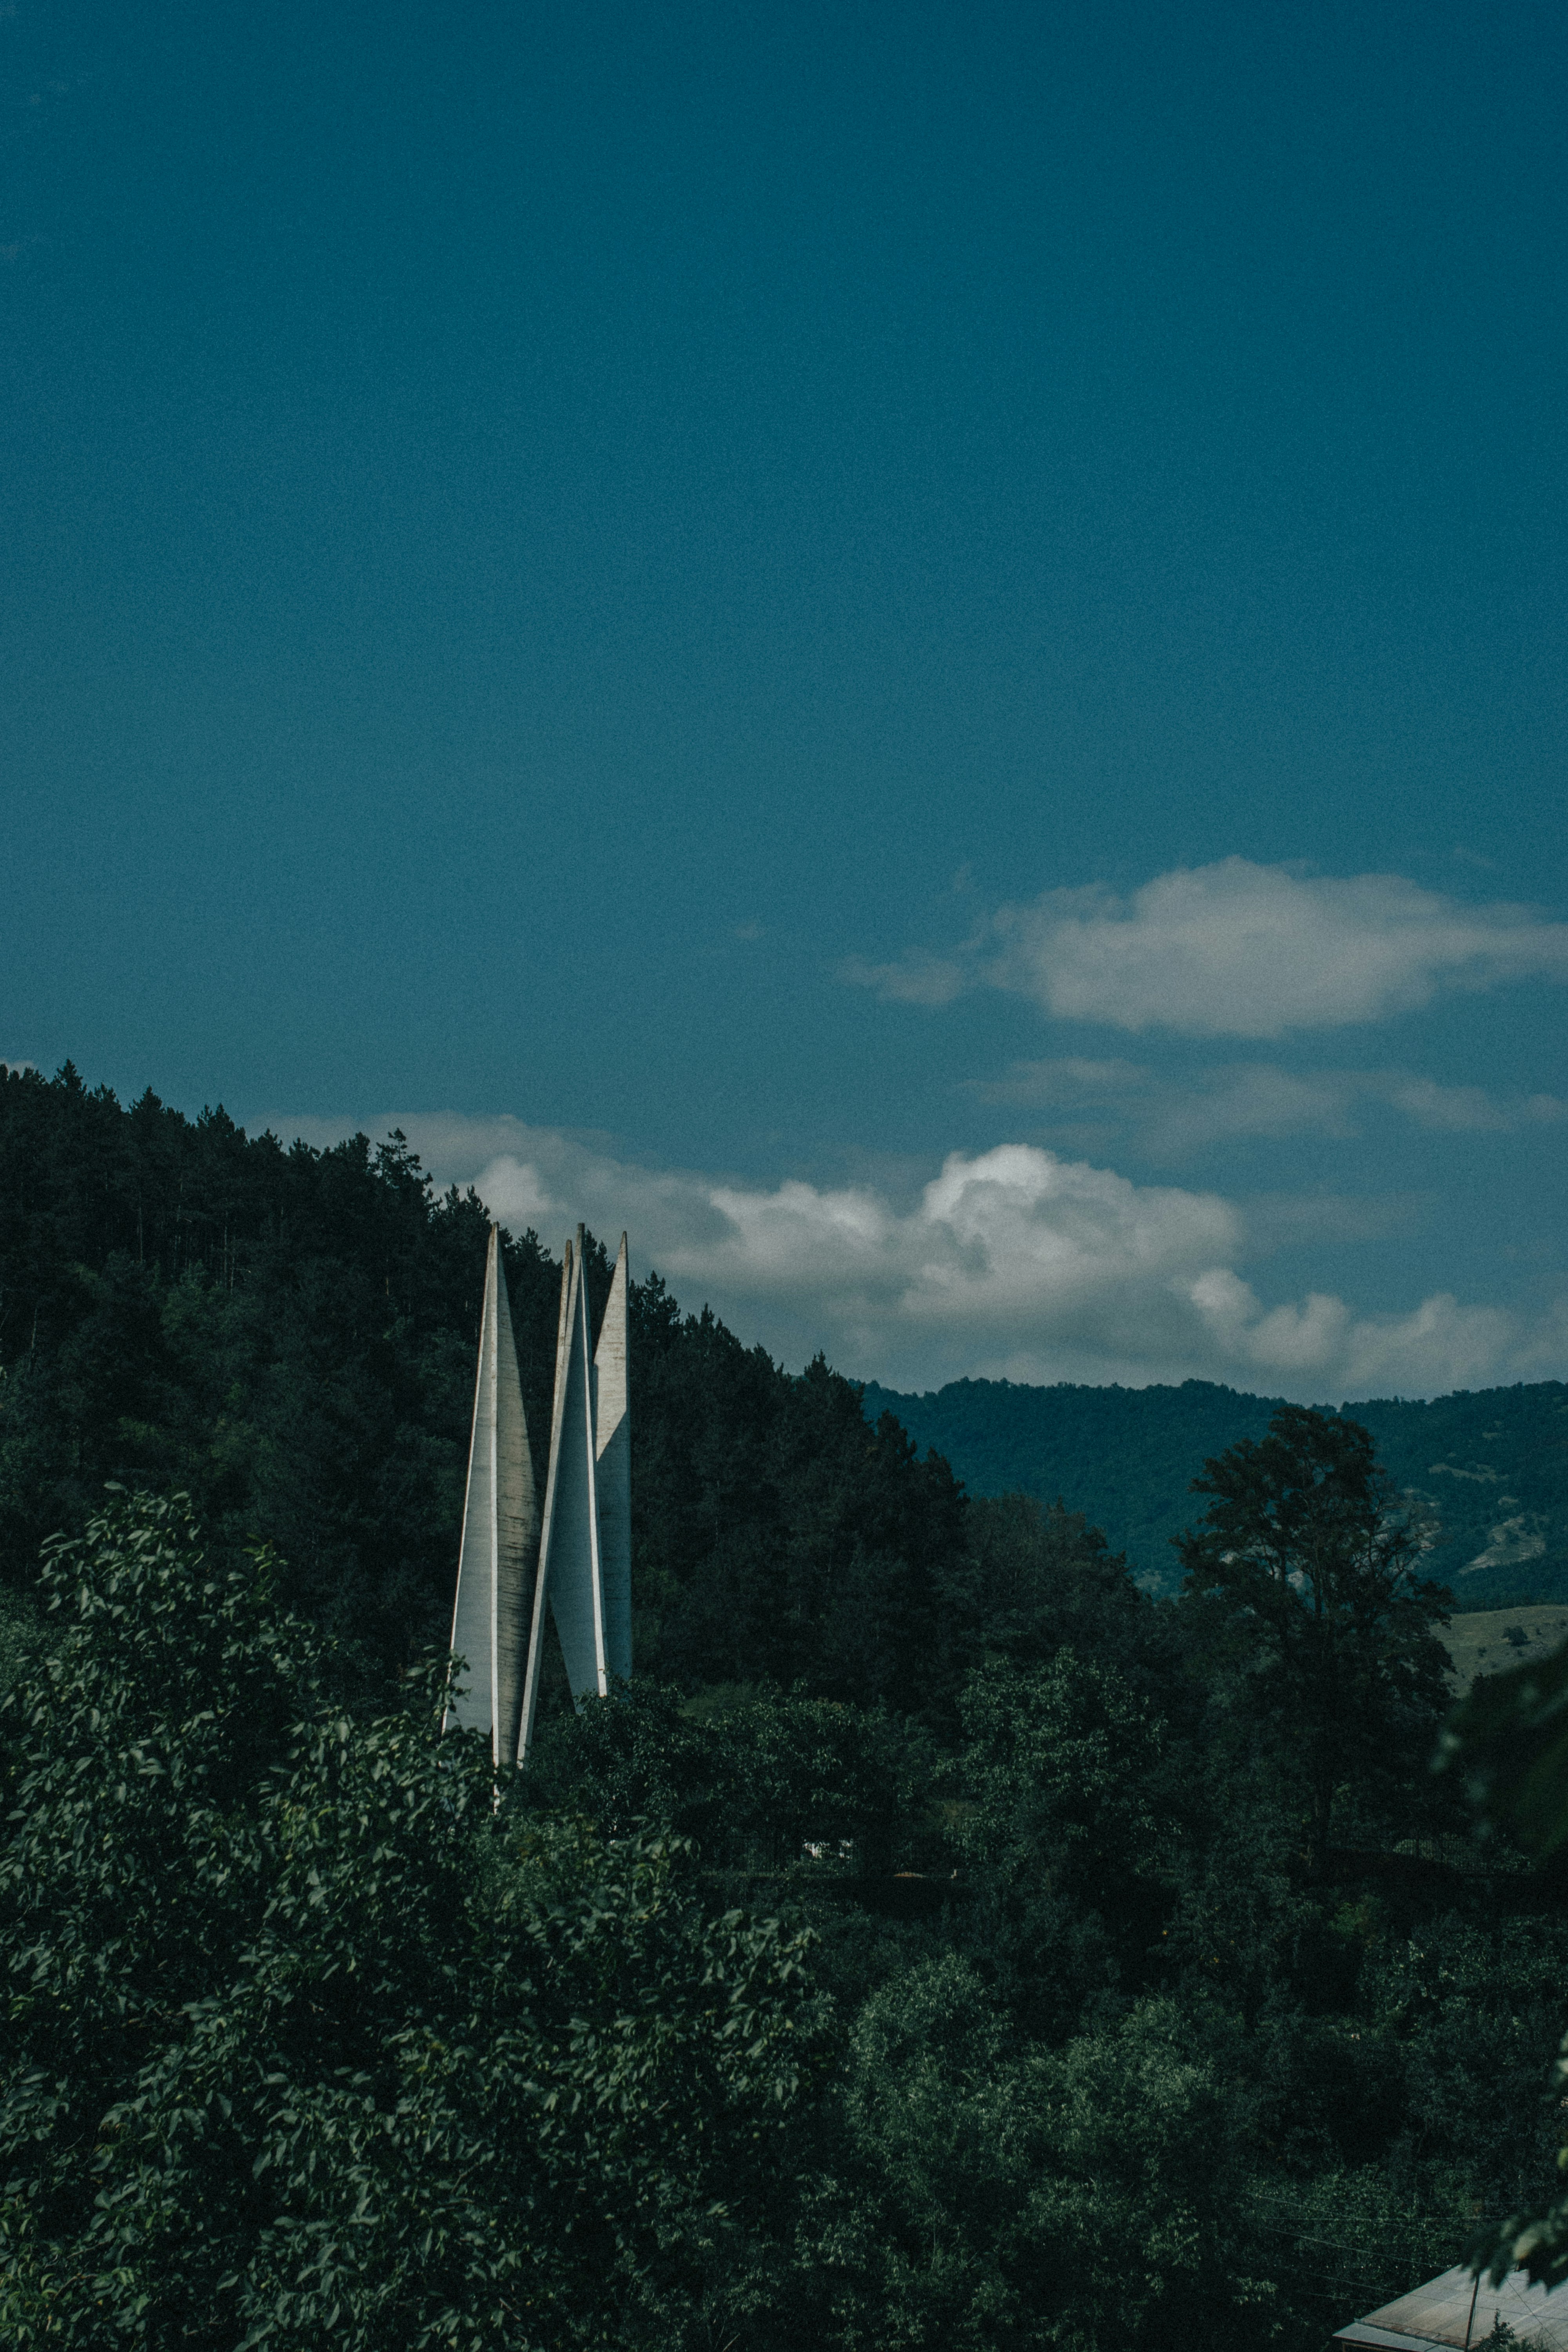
[
  {"xmin": 445, "ymin": 1221, "xmax": 631, "ymax": 1768},
  {"xmin": 443, "ymin": 1225, "xmax": 539, "ymax": 1768},
  {"xmin": 517, "ymin": 1227, "xmax": 631, "ymax": 1762}
]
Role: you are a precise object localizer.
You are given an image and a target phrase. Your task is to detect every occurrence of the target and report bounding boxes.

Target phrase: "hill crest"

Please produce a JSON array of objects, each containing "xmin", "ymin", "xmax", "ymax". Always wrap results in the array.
[{"xmin": 859, "ymin": 1374, "xmax": 1568, "ymax": 1606}]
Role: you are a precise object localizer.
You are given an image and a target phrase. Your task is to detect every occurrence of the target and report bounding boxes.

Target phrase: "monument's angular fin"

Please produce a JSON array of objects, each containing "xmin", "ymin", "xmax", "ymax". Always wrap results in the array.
[
  {"xmin": 546, "ymin": 1227, "xmax": 606, "ymax": 1704},
  {"xmin": 519, "ymin": 1230, "xmax": 606, "ymax": 1755},
  {"xmin": 517, "ymin": 1225, "xmax": 635, "ymax": 1767},
  {"xmin": 594, "ymin": 1232, "xmax": 631, "ymax": 1686},
  {"xmin": 519, "ymin": 1240, "xmax": 572, "ymax": 1762},
  {"xmin": 445, "ymin": 1226, "xmax": 538, "ymax": 1766}
]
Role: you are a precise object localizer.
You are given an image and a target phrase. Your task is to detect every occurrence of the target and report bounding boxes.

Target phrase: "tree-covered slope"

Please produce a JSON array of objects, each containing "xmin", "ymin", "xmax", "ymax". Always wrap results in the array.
[
  {"xmin": 1354, "ymin": 1385, "xmax": 1568, "ymax": 1606},
  {"xmin": 0, "ymin": 1063, "xmax": 967, "ymax": 1717},
  {"xmin": 10, "ymin": 1062, "xmax": 1568, "ymax": 2348},
  {"xmin": 861, "ymin": 1375, "xmax": 1568, "ymax": 1604}
]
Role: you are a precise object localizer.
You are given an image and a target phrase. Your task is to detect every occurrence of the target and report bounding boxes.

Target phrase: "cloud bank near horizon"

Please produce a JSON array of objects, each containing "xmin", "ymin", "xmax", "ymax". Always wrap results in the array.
[
  {"xmin": 265, "ymin": 1110, "xmax": 1566, "ymax": 1403},
  {"xmin": 844, "ymin": 858, "xmax": 1568, "ymax": 1037},
  {"xmin": 969, "ymin": 1056, "xmax": 1568, "ymax": 1161}
]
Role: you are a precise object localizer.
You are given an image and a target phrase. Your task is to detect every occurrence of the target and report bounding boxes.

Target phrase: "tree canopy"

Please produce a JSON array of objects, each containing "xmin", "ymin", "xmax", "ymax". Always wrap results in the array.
[
  {"xmin": 0, "ymin": 1494, "xmax": 828, "ymax": 2348},
  {"xmin": 1177, "ymin": 1403, "xmax": 1455, "ymax": 1866},
  {"xmin": 5, "ymin": 1061, "xmax": 1568, "ymax": 2348}
]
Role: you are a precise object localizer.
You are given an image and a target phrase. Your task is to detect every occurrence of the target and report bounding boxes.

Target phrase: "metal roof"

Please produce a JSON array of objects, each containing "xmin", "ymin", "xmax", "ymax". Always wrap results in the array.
[{"xmin": 1334, "ymin": 2265, "xmax": 1568, "ymax": 2350}]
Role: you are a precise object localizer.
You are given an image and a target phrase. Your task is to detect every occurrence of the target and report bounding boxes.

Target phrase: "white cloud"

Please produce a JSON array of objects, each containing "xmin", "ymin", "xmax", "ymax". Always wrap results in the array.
[
  {"xmin": 840, "ymin": 951, "xmax": 968, "ymax": 1006},
  {"xmin": 1381, "ymin": 1075, "xmax": 1568, "ymax": 1133},
  {"xmin": 849, "ymin": 858, "xmax": 1568, "ymax": 1036},
  {"xmin": 972, "ymin": 1058, "xmax": 1154, "ymax": 1105},
  {"xmin": 261, "ymin": 1110, "xmax": 1568, "ymax": 1401},
  {"xmin": 969, "ymin": 1056, "xmax": 1568, "ymax": 1160}
]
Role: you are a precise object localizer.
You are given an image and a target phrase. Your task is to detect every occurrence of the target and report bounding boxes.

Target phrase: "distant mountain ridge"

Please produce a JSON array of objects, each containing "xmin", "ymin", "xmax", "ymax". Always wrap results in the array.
[{"xmin": 858, "ymin": 1375, "xmax": 1568, "ymax": 1607}]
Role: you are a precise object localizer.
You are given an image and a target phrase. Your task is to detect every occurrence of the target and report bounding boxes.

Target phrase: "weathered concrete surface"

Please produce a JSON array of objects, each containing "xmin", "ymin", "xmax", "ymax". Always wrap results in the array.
[
  {"xmin": 594, "ymin": 1233, "xmax": 632, "ymax": 1688},
  {"xmin": 517, "ymin": 1227, "xmax": 634, "ymax": 1762},
  {"xmin": 444, "ymin": 1226, "xmax": 539, "ymax": 1766},
  {"xmin": 544, "ymin": 1229, "xmax": 608, "ymax": 1708}
]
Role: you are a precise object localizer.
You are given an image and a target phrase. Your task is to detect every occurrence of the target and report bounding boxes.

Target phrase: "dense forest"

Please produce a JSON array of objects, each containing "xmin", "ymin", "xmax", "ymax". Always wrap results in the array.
[
  {"xmin": 864, "ymin": 1376, "xmax": 1568, "ymax": 1605},
  {"xmin": 4, "ymin": 1061, "xmax": 1568, "ymax": 2349},
  {"xmin": 0, "ymin": 1062, "xmax": 965, "ymax": 1711}
]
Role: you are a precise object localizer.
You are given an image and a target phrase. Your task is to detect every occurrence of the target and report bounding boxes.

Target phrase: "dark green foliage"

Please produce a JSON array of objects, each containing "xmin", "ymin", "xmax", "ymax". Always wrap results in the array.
[
  {"xmin": 951, "ymin": 1653, "xmax": 1174, "ymax": 2033},
  {"xmin": 1361, "ymin": 1916, "xmax": 1568, "ymax": 2201},
  {"xmin": 864, "ymin": 1373, "xmax": 1568, "ymax": 1605},
  {"xmin": 10, "ymin": 1061, "xmax": 1568, "ymax": 2346},
  {"xmin": 0, "ymin": 1067, "xmax": 966, "ymax": 1713},
  {"xmin": 948, "ymin": 1492, "xmax": 1190, "ymax": 1734},
  {"xmin": 6, "ymin": 1477, "xmax": 1566, "ymax": 2347},
  {"xmin": 862, "ymin": 1374, "xmax": 1285, "ymax": 1590},
  {"xmin": 1436, "ymin": 1604, "xmax": 1568, "ymax": 2292},
  {"xmin": 520, "ymin": 1678, "xmax": 936, "ymax": 1876},
  {"xmin": 1351, "ymin": 1386, "xmax": 1568, "ymax": 1608},
  {"xmin": 0, "ymin": 1494, "xmax": 828, "ymax": 2348},
  {"xmin": 833, "ymin": 1964, "xmax": 1278, "ymax": 2348},
  {"xmin": 0, "ymin": 1589, "xmax": 38, "ymax": 1700},
  {"xmin": 1177, "ymin": 1405, "xmax": 1456, "ymax": 1866},
  {"xmin": 630, "ymin": 1281, "xmax": 967, "ymax": 1719},
  {"xmin": 0, "ymin": 1068, "xmax": 512, "ymax": 1672},
  {"xmin": 1442, "ymin": 1633, "xmax": 1568, "ymax": 1858}
]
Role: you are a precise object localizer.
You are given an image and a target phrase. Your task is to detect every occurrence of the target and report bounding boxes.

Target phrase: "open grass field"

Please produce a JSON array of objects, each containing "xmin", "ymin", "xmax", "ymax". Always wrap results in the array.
[{"xmin": 1441, "ymin": 1604, "xmax": 1568, "ymax": 1697}]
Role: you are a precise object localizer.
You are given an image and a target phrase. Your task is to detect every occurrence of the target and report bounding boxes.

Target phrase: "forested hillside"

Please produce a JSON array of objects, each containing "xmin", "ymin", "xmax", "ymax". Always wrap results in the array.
[
  {"xmin": 863, "ymin": 1374, "xmax": 1568, "ymax": 1606},
  {"xmin": 5, "ymin": 1060, "xmax": 1568, "ymax": 2349},
  {"xmin": 0, "ymin": 1062, "xmax": 964, "ymax": 1714}
]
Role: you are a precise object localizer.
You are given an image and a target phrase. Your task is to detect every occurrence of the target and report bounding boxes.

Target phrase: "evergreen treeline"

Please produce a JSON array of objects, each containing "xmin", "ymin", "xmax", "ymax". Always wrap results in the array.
[
  {"xmin": 4, "ymin": 1060, "xmax": 1568, "ymax": 2349},
  {"xmin": 864, "ymin": 1373, "xmax": 1568, "ymax": 1604},
  {"xmin": 0, "ymin": 1063, "xmax": 965, "ymax": 1710}
]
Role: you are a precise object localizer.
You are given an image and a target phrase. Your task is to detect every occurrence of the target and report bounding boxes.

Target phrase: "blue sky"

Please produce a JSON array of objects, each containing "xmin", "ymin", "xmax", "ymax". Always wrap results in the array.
[{"xmin": 5, "ymin": 0, "xmax": 1566, "ymax": 1397}]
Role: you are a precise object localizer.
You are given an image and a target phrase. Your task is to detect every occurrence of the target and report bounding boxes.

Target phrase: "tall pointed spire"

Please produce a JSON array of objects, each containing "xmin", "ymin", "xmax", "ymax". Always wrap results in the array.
[
  {"xmin": 594, "ymin": 1232, "xmax": 631, "ymax": 1687},
  {"xmin": 517, "ymin": 1225, "xmax": 633, "ymax": 1764},
  {"xmin": 545, "ymin": 1228, "xmax": 606, "ymax": 1703},
  {"xmin": 443, "ymin": 1226, "xmax": 539, "ymax": 1767}
]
